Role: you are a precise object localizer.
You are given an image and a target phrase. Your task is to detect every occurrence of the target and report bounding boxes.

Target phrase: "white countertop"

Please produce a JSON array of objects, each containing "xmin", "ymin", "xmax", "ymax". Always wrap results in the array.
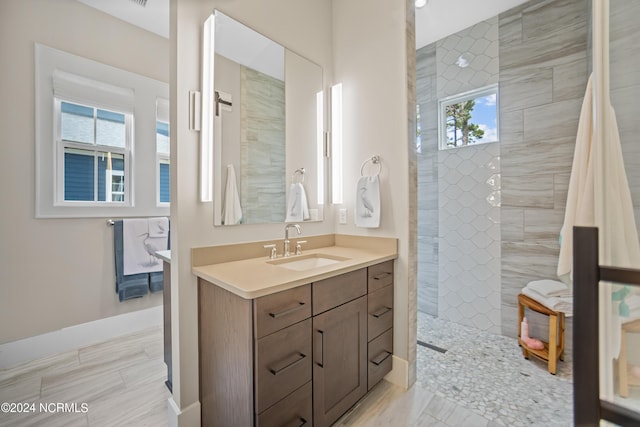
[
  {"xmin": 155, "ymin": 250, "xmax": 171, "ymax": 263},
  {"xmin": 192, "ymin": 244, "xmax": 397, "ymax": 299}
]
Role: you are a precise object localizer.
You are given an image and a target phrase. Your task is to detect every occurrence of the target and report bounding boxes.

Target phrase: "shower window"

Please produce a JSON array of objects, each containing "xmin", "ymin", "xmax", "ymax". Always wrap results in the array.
[{"xmin": 438, "ymin": 84, "xmax": 499, "ymax": 150}]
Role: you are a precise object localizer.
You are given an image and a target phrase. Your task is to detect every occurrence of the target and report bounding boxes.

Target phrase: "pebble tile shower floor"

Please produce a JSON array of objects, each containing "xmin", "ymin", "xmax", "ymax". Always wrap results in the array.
[{"xmin": 417, "ymin": 311, "xmax": 573, "ymax": 426}]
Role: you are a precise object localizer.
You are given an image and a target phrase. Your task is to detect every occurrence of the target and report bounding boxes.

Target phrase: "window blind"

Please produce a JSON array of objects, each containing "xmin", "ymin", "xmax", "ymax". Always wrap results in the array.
[
  {"xmin": 52, "ymin": 69, "xmax": 135, "ymax": 114},
  {"xmin": 156, "ymin": 97, "xmax": 170, "ymax": 123}
]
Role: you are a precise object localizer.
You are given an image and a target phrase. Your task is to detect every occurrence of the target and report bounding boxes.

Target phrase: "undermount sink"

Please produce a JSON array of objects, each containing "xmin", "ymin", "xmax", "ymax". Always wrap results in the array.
[{"xmin": 267, "ymin": 253, "xmax": 350, "ymax": 271}]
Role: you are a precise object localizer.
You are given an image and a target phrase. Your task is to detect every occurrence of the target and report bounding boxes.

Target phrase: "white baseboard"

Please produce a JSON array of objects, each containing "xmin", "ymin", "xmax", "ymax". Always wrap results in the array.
[
  {"xmin": 0, "ymin": 305, "xmax": 163, "ymax": 369},
  {"xmin": 385, "ymin": 355, "xmax": 409, "ymax": 389},
  {"xmin": 168, "ymin": 397, "xmax": 201, "ymax": 427}
]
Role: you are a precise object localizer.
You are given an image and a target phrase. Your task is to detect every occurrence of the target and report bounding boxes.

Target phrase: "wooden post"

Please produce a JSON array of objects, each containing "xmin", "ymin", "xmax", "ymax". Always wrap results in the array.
[{"xmin": 573, "ymin": 226, "xmax": 600, "ymax": 426}]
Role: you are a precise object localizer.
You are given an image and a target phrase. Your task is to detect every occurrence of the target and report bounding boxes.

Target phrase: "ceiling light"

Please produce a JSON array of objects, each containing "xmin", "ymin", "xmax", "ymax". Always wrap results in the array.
[
  {"xmin": 456, "ymin": 53, "xmax": 472, "ymax": 68},
  {"xmin": 415, "ymin": 0, "xmax": 428, "ymax": 8}
]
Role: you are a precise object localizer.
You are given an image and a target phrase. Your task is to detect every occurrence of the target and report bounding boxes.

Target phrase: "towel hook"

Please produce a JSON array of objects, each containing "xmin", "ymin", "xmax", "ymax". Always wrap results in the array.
[
  {"xmin": 360, "ymin": 155, "xmax": 381, "ymax": 177},
  {"xmin": 292, "ymin": 168, "xmax": 305, "ymax": 184}
]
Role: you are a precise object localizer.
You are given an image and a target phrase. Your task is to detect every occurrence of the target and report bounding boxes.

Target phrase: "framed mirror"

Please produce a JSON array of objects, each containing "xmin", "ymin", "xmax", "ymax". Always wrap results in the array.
[{"xmin": 203, "ymin": 10, "xmax": 325, "ymax": 226}]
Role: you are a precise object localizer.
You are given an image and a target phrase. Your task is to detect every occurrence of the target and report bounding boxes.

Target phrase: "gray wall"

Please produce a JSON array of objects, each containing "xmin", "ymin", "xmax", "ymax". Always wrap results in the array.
[
  {"xmin": 240, "ymin": 66, "xmax": 286, "ymax": 224},
  {"xmin": 416, "ymin": 44, "xmax": 438, "ymax": 316},
  {"xmin": 611, "ymin": 0, "xmax": 640, "ymax": 233},
  {"xmin": 498, "ymin": 0, "xmax": 588, "ymax": 341},
  {"xmin": 417, "ymin": 0, "xmax": 590, "ymax": 346},
  {"xmin": 0, "ymin": 0, "xmax": 168, "ymax": 344},
  {"xmin": 610, "ymin": 0, "xmax": 640, "ymax": 362}
]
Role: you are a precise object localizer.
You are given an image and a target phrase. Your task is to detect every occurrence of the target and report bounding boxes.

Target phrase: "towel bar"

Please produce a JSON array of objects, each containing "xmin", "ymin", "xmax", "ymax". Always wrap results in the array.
[
  {"xmin": 360, "ymin": 155, "xmax": 381, "ymax": 177},
  {"xmin": 292, "ymin": 168, "xmax": 305, "ymax": 184}
]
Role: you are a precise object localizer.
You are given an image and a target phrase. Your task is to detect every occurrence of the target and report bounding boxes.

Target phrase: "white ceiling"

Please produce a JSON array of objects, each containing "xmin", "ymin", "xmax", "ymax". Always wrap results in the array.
[
  {"xmin": 77, "ymin": 0, "xmax": 169, "ymax": 39},
  {"xmin": 77, "ymin": 0, "xmax": 531, "ymax": 49},
  {"xmin": 415, "ymin": 0, "xmax": 530, "ymax": 49}
]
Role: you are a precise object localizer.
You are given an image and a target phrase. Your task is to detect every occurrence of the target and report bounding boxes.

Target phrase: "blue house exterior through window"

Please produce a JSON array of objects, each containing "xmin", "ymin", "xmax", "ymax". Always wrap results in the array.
[
  {"xmin": 60, "ymin": 101, "xmax": 128, "ymax": 202},
  {"xmin": 64, "ymin": 152, "xmax": 125, "ymax": 201},
  {"xmin": 157, "ymin": 121, "xmax": 170, "ymax": 204}
]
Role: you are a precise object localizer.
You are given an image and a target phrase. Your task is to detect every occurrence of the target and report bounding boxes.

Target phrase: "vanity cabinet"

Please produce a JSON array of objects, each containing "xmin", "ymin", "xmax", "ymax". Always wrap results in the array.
[
  {"xmin": 312, "ymin": 270, "xmax": 367, "ymax": 427},
  {"xmin": 198, "ymin": 261, "xmax": 394, "ymax": 427},
  {"xmin": 367, "ymin": 260, "xmax": 394, "ymax": 389}
]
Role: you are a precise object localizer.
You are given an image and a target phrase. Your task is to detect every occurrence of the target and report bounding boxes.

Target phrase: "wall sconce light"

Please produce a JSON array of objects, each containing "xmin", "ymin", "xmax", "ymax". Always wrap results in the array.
[
  {"xmin": 331, "ymin": 83, "xmax": 343, "ymax": 204},
  {"xmin": 316, "ymin": 91, "xmax": 325, "ymax": 205},
  {"xmin": 200, "ymin": 14, "xmax": 214, "ymax": 203}
]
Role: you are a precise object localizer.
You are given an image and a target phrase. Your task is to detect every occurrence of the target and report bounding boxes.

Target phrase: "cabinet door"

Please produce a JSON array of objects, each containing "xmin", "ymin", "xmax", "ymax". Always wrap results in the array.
[{"xmin": 313, "ymin": 296, "xmax": 367, "ymax": 427}]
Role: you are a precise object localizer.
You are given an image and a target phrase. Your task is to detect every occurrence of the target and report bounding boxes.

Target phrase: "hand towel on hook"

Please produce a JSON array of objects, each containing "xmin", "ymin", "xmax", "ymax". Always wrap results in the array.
[
  {"xmin": 355, "ymin": 174, "xmax": 380, "ymax": 228},
  {"xmin": 285, "ymin": 182, "xmax": 310, "ymax": 222},
  {"xmin": 222, "ymin": 164, "xmax": 243, "ymax": 225}
]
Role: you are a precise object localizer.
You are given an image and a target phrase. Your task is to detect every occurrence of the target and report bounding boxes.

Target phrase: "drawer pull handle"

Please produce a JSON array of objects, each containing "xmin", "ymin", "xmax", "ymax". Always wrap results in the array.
[
  {"xmin": 315, "ymin": 329, "xmax": 324, "ymax": 368},
  {"xmin": 269, "ymin": 352, "xmax": 307, "ymax": 376},
  {"xmin": 372, "ymin": 272, "xmax": 392, "ymax": 281},
  {"xmin": 269, "ymin": 302, "xmax": 306, "ymax": 319},
  {"xmin": 371, "ymin": 306, "xmax": 392, "ymax": 318},
  {"xmin": 284, "ymin": 417, "xmax": 307, "ymax": 427},
  {"xmin": 371, "ymin": 350, "xmax": 391, "ymax": 366}
]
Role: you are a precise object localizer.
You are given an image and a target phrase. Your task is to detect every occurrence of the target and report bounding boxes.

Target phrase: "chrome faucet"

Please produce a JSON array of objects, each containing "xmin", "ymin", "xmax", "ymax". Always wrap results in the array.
[{"xmin": 284, "ymin": 224, "xmax": 301, "ymax": 257}]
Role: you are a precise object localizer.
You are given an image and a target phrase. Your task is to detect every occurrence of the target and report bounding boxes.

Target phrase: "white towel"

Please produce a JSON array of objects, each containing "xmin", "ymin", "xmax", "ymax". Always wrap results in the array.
[
  {"xmin": 355, "ymin": 175, "xmax": 380, "ymax": 228},
  {"xmin": 222, "ymin": 164, "xmax": 243, "ymax": 225},
  {"xmin": 285, "ymin": 183, "xmax": 310, "ymax": 222},
  {"xmin": 522, "ymin": 287, "xmax": 573, "ymax": 317},
  {"xmin": 123, "ymin": 218, "xmax": 167, "ymax": 275},
  {"xmin": 526, "ymin": 280, "xmax": 572, "ymax": 298},
  {"xmin": 558, "ymin": 74, "xmax": 640, "ymax": 377}
]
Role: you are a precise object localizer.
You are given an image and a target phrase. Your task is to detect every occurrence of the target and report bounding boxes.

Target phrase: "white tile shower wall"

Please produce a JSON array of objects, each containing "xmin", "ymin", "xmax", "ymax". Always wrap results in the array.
[
  {"xmin": 436, "ymin": 17, "xmax": 499, "ymax": 100},
  {"xmin": 435, "ymin": 17, "xmax": 502, "ymax": 333},
  {"xmin": 438, "ymin": 143, "xmax": 502, "ymax": 333}
]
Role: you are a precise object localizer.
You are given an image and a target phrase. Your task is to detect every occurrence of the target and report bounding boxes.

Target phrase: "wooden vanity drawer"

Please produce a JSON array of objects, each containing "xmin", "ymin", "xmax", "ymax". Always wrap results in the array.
[
  {"xmin": 368, "ymin": 284, "xmax": 393, "ymax": 341},
  {"xmin": 256, "ymin": 381, "xmax": 312, "ymax": 427},
  {"xmin": 312, "ymin": 269, "xmax": 366, "ymax": 315},
  {"xmin": 255, "ymin": 318, "xmax": 312, "ymax": 413},
  {"xmin": 367, "ymin": 328, "xmax": 393, "ymax": 390},
  {"xmin": 254, "ymin": 284, "xmax": 311, "ymax": 339},
  {"xmin": 368, "ymin": 260, "xmax": 394, "ymax": 293}
]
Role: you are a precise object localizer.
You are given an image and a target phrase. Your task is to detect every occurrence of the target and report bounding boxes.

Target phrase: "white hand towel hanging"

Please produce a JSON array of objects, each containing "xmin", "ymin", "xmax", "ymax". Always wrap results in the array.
[
  {"xmin": 123, "ymin": 218, "xmax": 166, "ymax": 275},
  {"xmin": 355, "ymin": 175, "xmax": 380, "ymax": 228},
  {"xmin": 222, "ymin": 164, "xmax": 243, "ymax": 225},
  {"xmin": 285, "ymin": 183, "xmax": 310, "ymax": 222}
]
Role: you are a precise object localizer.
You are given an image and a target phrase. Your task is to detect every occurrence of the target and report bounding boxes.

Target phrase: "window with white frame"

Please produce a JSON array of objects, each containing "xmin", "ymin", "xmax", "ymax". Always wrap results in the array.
[
  {"xmin": 57, "ymin": 100, "xmax": 132, "ymax": 204},
  {"xmin": 35, "ymin": 44, "xmax": 169, "ymax": 218},
  {"xmin": 438, "ymin": 84, "xmax": 499, "ymax": 150},
  {"xmin": 156, "ymin": 98, "xmax": 170, "ymax": 205}
]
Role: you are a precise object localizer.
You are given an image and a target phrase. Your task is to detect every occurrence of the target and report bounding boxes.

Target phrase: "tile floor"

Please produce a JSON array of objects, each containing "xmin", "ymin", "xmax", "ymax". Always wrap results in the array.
[
  {"xmin": 0, "ymin": 327, "xmax": 169, "ymax": 427},
  {"xmin": 414, "ymin": 312, "xmax": 573, "ymax": 426},
  {"xmin": 1, "ymin": 314, "xmax": 637, "ymax": 426}
]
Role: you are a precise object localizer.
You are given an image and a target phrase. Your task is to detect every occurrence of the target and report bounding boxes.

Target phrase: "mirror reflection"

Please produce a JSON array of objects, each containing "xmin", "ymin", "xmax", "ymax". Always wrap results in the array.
[{"xmin": 210, "ymin": 10, "xmax": 324, "ymax": 226}]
